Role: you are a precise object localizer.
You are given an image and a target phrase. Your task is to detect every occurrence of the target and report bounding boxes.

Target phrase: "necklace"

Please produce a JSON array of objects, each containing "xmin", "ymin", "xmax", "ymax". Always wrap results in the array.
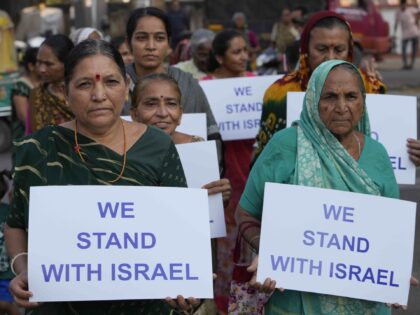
[
  {"xmin": 73, "ymin": 119, "xmax": 127, "ymax": 183},
  {"xmin": 352, "ymin": 132, "xmax": 361, "ymax": 159}
]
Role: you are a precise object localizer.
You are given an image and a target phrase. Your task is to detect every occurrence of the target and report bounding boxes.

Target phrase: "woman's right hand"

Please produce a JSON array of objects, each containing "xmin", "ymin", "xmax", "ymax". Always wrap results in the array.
[
  {"xmin": 247, "ymin": 255, "xmax": 280, "ymax": 294},
  {"xmin": 9, "ymin": 270, "xmax": 39, "ymax": 308}
]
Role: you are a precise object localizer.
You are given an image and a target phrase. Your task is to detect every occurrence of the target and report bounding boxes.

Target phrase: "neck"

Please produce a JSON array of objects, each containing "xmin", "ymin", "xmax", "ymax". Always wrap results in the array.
[
  {"xmin": 76, "ymin": 119, "xmax": 123, "ymax": 149},
  {"xmin": 27, "ymin": 72, "xmax": 40, "ymax": 87},
  {"xmin": 214, "ymin": 67, "xmax": 245, "ymax": 79},
  {"xmin": 134, "ymin": 63, "xmax": 166, "ymax": 78},
  {"xmin": 337, "ymin": 130, "xmax": 361, "ymax": 160}
]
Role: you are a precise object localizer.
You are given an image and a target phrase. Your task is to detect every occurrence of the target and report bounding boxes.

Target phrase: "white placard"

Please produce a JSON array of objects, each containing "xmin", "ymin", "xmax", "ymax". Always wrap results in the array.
[
  {"xmin": 258, "ymin": 183, "xmax": 416, "ymax": 305},
  {"xmin": 28, "ymin": 186, "xmax": 213, "ymax": 302},
  {"xmin": 122, "ymin": 113, "xmax": 207, "ymax": 140},
  {"xmin": 287, "ymin": 92, "xmax": 417, "ymax": 185},
  {"xmin": 200, "ymin": 75, "xmax": 282, "ymax": 140},
  {"xmin": 176, "ymin": 141, "xmax": 226, "ymax": 238}
]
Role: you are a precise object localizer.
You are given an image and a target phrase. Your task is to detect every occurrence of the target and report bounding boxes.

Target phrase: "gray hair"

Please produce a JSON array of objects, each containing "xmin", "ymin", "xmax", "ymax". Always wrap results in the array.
[
  {"xmin": 232, "ymin": 12, "xmax": 246, "ymax": 23},
  {"xmin": 190, "ymin": 29, "xmax": 215, "ymax": 54}
]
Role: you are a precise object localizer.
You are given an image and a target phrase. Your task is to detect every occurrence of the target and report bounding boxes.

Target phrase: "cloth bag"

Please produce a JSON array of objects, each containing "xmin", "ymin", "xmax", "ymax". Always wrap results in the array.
[{"xmin": 228, "ymin": 222, "xmax": 270, "ymax": 315}]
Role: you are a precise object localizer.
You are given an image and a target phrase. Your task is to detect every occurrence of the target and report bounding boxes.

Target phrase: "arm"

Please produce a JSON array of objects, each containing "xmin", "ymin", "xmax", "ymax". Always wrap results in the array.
[
  {"xmin": 12, "ymin": 95, "xmax": 29, "ymax": 124},
  {"xmin": 4, "ymin": 225, "xmax": 38, "ymax": 308}
]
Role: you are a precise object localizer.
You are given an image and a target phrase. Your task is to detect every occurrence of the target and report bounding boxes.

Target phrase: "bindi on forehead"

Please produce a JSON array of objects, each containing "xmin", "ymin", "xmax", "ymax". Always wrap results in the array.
[{"xmin": 95, "ymin": 74, "xmax": 101, "ymax": 81}]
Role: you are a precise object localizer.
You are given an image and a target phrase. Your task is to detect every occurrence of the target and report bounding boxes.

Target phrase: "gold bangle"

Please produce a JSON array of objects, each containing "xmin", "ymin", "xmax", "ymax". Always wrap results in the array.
[{"xmin": 10, "ymin": 252, "xmax": 28, "ymax": 276}]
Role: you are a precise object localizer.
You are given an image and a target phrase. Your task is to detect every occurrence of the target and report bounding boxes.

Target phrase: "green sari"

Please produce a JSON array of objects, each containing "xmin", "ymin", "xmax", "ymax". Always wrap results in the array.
[
  {"xmin": 240, "ymin": 60, "xmax": 399, "ymax": 315},
  {"xmin": 8, "ymin": 124, "xmax": 187, "ymax": 315}
]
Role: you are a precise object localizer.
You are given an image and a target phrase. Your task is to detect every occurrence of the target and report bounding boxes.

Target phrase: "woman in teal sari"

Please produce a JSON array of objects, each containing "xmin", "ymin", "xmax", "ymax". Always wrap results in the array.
[
  {"xmin": 4, "ymin": 39, "xmax": 200, "ymax": 315},
  {"xmin": 237, "ymin": 60, "xmax": 401, "ymax": 314}
]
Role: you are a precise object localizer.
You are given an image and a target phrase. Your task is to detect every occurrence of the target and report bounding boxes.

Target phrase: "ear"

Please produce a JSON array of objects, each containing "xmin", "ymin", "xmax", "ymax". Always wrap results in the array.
[{"xmin": 215, "ymin": 55, "xmax": 224, "ymax": 65}]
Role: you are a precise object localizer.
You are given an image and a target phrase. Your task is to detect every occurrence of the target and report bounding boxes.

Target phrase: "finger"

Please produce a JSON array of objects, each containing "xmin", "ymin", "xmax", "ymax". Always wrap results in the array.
[
  {"xmin": 165, "ymin": 297, "xmax": 178, "ymax": 309},
  {"xmin": 409, "ymin": 154, "xmax": 420, "ymax": 166},
  {"xmin": 187, "ymin": 297, "xmax": 200, "ymax": 307},
  {"xmin": 407, "ymin": 138, "xmax": 420, "ymax": 148},
  {"xmin": 278, "ymin": 287, "xmax": 285, "ymax": 293},
  {"xmin": 247, "ymin": 256, "xmax": 258, "ymax": 273},
  {"xmin": 206, "ymin": 187, "xmax": 225, "ymax": 195},
  {"xmin": 176, "ymin": 295, "xmax": 189, "ymax": 311},
  {"xmin": 386, "ymin": 303, "xmax": 391, "ymax": 308},
  {"xmin": 202, "ymin": 179, "xmax": 223, "ymax": 189},
  {"xmin": 410, "ymin": 276, "xmax": 419, "ymax": 286}
]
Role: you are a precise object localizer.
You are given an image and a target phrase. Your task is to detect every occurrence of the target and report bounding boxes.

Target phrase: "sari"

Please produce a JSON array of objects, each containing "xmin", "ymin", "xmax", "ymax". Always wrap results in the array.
[
  {"xmin": 11, "ymin": 77, "xmax": 33, "ymax": 140},
  {"xmin": 240, "ymin": 60, "xmax": 398, "ymax": 314},
  {"xmin": 8, "ymin": 125, "xmax": 187, "ymax": 315},
  {"xmin": 254, "ymin": 11, "xmax": 387, "ymax": 162},
  {"xmin": 29, "ymin": 84, "xmax": 74, "ymax": 132}
]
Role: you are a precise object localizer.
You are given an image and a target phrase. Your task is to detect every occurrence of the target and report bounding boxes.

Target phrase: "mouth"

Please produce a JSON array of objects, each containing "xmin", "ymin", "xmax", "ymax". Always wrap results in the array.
[
  {"xmin": 153, "ymin": 121, "xmax": 172, "ymax": 129},
  {"xmin": 88, "ymin": 108, "xmax": 113, "ymax": 114}
]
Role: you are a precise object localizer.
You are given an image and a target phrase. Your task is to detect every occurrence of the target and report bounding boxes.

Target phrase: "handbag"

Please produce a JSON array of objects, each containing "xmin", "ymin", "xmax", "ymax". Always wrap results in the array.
[{"xmin": 228, "ymin": 222, "xmax": 271, "ymax": 315}]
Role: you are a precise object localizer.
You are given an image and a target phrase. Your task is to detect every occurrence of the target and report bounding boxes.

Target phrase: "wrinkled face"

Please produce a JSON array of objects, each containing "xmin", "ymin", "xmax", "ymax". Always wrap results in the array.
[
  {"xmin": 65, "ymin": 55, "xmax": 128, "ymax": 130},
  {"xmin": 319, "ymin": 67, "xmax": 364, "ymax": 139},
  {"xmin": 216, "ymin": 36, "xmax": 248, "ymax": 76},
  {"xmin": 193, "ymin": 42, "xmax": 212, "ymax": 73},
  {"xmin": 130, "ymin": 16, "xmax": 169, "ymax": 71},
  {"xmin": 308, "ymin": 27, "xmax": 350, "ymax": 71},
  {"xmin": 234, "ymin": 15, "xmax": 246, "ymax": 28},
  {"xmin": 37, "ymin": 44, "xmax": 64, "ymax": 84},
  {"xmin": 131, "ymin": 80, "xmax": 182, "ymax": 135},
  {"xmin": 118, "ymin": 41, "xmax": 134, "ymax": 65}
]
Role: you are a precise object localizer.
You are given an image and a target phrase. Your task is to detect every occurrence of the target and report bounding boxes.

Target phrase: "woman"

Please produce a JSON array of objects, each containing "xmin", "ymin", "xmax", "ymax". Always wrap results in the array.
[
  {"xmin": 30, "ymin": 34, "xmax": 74, "ymax": 132},
  {"xmin": 238, "ymin": 60, "xmax": 400, "ymax": 314},
  {"xmin": 11, "ymin": 47, "xmax": 40, "ymax": 140},
  {"xmin": 201, "ymin": 29, "xmax": 254, "ymax": 312},
  {"xmin": 125, "ymin": 7, "xmax": 220, "ymax": 147},
  {"xmin": 5, "ymin": 39, "xmax": 197, "ymax": 315},
  {"xmin": 253, "ymin": 11, "xmax": 386, "ymax": 163},
  {"xmin": 130, "ymin": 73, "xmax": 231, "ymax": 204}
]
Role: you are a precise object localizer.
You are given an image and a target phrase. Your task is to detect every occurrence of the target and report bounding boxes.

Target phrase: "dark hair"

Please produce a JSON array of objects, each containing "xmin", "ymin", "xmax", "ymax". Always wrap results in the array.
[
  {"xmin": 110, "ymin": 36, "xmax": 127, "ymax": 51},
  {"xmin": 207, "ymin": 29, "xmax": 243, "ymax": 72},
  {"xmin": 126, "ymin": 7, "xmax": 171, "ymax": 47},
  {"xmin": 0, "ymin": 170, "xmax": 11, "ymax": 200},
  {"xmin": 41, "ymin": 34, "xmax": 74, "ymax": 64},
  {"xmin": 131, "ymin": 73, "xmax": 181, "ymax": 109},
  {"xmin": 332, "ymin": 63, "xmax": 366, "ymax": 96},
  {"xmin": 312, "ymin": 16, "xmax": 350, "ymax": 34},
  {"xmin": 65, "ymin": 39, "xmax": 126, "ymax": 87},
  {"xmin": 22, "ymin": 47, "xmax": 38, "ymax": 72}
]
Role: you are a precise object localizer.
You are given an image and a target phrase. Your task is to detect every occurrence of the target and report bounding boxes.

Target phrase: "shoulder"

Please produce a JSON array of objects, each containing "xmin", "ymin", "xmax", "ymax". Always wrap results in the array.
[
  {"xmin": 363, "ymin": 136, "xmax": 389, "ymax": 158},
  {"xmin": 168, "ymin": 66, "xmax": 194, "ymax": 82},
  {"xmin": 263, "ymin": 72, "xmax": 302, "ymax": 103},
  {"xmin": 260, "ymin": 127, "xmax": 297, "ymax": 159},
  {"xmin": 143, "ymin": 125, "xmax": 173, "ymax": 146}
]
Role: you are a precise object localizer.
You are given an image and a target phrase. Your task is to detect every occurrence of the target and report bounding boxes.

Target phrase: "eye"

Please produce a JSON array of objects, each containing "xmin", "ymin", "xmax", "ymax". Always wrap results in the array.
[
  {"xmin": 156, "ymin": 34, "xmax": 167, "ymax": 42},
  {"xmin": 166, "ymin": 101, "xmax": 179, "ymax": 107},
  {"xmin": 76, "ymin": 81, "xmax": 92, "ymax": 89},
  {"xmin": 135, "ymin": 35, "xmax": 147, "ymax": 41},
  {"xmin": 316, "ymin": 46, "xmax": 327, "ymax": 53},
  {"xmin": 105, "ymin": 79, "xmax": 120, "ymax": 86}
]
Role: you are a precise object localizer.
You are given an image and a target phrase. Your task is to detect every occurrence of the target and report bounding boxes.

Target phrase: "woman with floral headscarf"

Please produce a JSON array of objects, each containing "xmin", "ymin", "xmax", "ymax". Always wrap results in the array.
[
  {"xmin": 238, "ymin": 59, "xmax": 400, "ymax": 315},
  {"xmin": 253, "ymin": 11, "xmax": 386, "ymax": 163}
]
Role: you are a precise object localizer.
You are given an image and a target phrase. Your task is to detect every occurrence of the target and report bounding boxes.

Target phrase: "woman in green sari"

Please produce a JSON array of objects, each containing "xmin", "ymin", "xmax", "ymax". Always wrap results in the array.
[
  {"xmin": 236, "ymin": 60, "xmax": 402, "ymax": 314},
  {"xmin": 5, "ymin": 39, "xmax": 199, "ymax": 315}
]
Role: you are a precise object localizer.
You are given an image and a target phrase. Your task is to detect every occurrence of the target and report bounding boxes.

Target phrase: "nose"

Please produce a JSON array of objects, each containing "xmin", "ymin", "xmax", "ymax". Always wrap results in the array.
[
  {"xmin": 38, "ymin": 63, "xmax": 46, "ymax": 73},
  {"xmin": 91, "ymin": 82, "xmax": 106, "ymax": 102},
  {"xmin": 155, "ymin": 102, "xmax": 168, "ymax": 117},
  {"xmin": 335, "ymin": 95, "xmax": 348, "ymax": 113},
  {"xmin": 145, "ymin": 37, "xmax": 156, "ymax": 50}
]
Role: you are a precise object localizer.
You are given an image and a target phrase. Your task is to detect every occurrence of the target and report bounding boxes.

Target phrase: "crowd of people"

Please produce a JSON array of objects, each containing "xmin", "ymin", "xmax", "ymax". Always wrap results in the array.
[{"xmin": 1, "ymin": 1, "xmax": 420, "ymax": 315}]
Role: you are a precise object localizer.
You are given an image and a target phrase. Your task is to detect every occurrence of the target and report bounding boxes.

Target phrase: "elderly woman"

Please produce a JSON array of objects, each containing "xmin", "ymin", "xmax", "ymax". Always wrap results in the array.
[
  {"xmin": 130, "ymin": 73, "xmax": 231, "ymax": 205},
  {"xmin": 255, "ymin": 10, "xmax": 420, "ymax": 166},
  {"xmin": 4, "ymin": 40, "xmax": 196, "ymax": 315},
  {"xmin": 30, "ymin": 34, "xmax": 74, "ymax": 132},
  {"xmin": 238, "ymin": 60, "xmax": 400, "ymax": 315},
  {"xmin": 174, "ymin": 28, "xmax": 215, "ymax": 80}
]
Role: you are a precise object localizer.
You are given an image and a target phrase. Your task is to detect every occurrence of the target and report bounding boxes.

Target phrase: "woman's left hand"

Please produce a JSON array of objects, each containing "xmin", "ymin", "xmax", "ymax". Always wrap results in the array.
[
  {"xmin": 165, "ymin": 295, "xmax": 201, "ymax": 314},
  {"xmin": 407, "ymin": 138, "xmax": 420, "ymax": 166},
  {"xmin": 202, "ymin": 178, "xmax": 232, "ymax": 205},
  {"xmin": 385, "ymin": 276, "xmax": 418, "ymax": 310}
]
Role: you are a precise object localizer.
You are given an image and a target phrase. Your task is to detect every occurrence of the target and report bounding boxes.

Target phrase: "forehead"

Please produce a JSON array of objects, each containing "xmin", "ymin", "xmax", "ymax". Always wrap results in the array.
[
  {"xmin": 134, "ymin": 16, "xmax": 166, "ymax": 33},
  {"xmin": 322, "ymin": 67, "xmax": 361, "ymax": 91},
  {"xmin": 38, "ymin": 45, "xmax": 58, "ymax": 60},
  {"xmin": 228, "ymin": 36, "xmax": 246, "ymax": 49},
  {"xmin": 71, "ymin": 54, "xmax": 122, "ymax": 78},
  {"xmin": 309, "ymin": 27, "xmax": 350, "ymax": 45}
]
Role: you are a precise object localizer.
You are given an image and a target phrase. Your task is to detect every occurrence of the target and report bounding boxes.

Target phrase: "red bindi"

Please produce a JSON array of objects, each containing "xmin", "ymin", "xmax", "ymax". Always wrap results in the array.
[{"xmin": 95, "ymin": 74, "xmax": 101, "ymax": 81}]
